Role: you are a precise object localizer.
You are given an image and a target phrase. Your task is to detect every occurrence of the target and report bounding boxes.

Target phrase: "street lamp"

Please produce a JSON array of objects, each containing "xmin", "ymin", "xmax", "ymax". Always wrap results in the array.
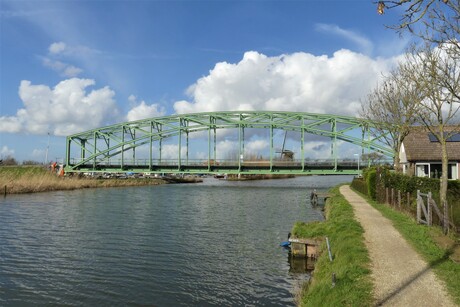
[{"xmin": 354, "ymin": 153, "xmax": 360, "ymax": 175}]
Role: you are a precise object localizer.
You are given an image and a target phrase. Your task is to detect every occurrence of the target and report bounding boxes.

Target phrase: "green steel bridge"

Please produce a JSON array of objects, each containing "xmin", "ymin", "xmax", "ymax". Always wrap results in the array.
[{"xmin": 64, "ymin": 111, "xmax": 394, "ymax": 175}]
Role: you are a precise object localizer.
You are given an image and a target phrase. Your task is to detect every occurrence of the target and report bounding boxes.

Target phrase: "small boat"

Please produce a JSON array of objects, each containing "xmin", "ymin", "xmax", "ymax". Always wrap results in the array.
[{"xmin": 280, "ymin": 241, "xmax": 291, "ymax": 248}]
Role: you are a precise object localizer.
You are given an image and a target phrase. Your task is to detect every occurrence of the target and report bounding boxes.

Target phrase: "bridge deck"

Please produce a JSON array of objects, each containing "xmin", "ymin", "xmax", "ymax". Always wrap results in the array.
[{"xmin": 66, "ymin": 161, "xmax": 367, "ymax": 175}]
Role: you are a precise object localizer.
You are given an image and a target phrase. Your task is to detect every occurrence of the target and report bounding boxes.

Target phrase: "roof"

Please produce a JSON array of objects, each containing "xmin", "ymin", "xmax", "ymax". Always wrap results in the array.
[{"xmin": 403, "ymin": 126, "xmax": 460, "ymax": 161}]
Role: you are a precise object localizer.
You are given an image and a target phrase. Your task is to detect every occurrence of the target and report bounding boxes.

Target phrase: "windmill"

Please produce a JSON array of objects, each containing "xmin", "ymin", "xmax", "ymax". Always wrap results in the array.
[{"xmin": 276, "ymin": 131, "xmax": 294, "ymax": 160}]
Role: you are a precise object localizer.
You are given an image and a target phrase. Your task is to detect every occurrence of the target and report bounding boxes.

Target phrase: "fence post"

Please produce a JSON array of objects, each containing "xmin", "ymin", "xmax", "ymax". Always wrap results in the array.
[
  {"xmin": 417, "ymin": 190, "xmax": 421, "ymax": 223},
  {"xmin": 391, "ymin": 188, "xmax": 395, "ymax": 207},
  {"xmin": 386, "ymin": 187, "xmax": 389, "ymax": 205},
  {"xmin": 443, "ymin": 199, "xmax": 449, "ymax": 235},
  {"xmin": 427, "ymin": 192, "xmax": 432, "ymax": 226},
  {"xmin": 407, "ymin": 192, "xmax": 410, "ymax": 210},
  {"xmin": 398, "ymin": 190, "xmax": 401, "ymax": 210}
]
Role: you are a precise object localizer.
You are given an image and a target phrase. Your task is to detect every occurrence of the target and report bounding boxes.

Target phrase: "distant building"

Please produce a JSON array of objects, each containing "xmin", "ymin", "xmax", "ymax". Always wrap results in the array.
[{"xmin": 399, "ymin": 127, "xmax": 460, "ymax": 180}]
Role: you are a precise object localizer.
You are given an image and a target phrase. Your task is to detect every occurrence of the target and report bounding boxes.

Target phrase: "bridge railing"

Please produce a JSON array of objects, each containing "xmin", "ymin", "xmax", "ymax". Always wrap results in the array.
[{"xmin": 66, "ymin": 158, "xmax": 392, "ymax": 170}]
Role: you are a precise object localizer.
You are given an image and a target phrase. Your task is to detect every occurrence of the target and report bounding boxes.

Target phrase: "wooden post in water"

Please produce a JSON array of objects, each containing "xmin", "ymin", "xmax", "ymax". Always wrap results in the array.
[{"xmin": 289, "ymin": 238, "xmax": 319, "ymax": 258}]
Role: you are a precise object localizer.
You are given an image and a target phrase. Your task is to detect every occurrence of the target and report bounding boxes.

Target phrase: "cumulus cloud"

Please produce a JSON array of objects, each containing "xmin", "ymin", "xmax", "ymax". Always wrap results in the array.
[
  {"xmin": 174, "ymin": 50, "xmax": 397, "ymax": 116},
  {"xmin": 126, "ymin": 95, "xmax": 166, "ymax": 121},
  {"xmin": 0, "ymin": 78, "xmax": 118, "ymax": 136},
  {"xmin": 1, "ymin": 145, "xmax": 15, "ymax": 157},
  {"xmin": 245, "ymin": 139, "xmax": 268, "ymax": 154},
  {"xmin": 0, "ymin": 116, "xmax": 23, "ymax": 133}
]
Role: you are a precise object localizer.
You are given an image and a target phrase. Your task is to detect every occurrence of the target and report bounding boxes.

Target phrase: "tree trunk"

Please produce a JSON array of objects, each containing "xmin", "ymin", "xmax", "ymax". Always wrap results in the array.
[
  {"xmin": 440, "ymin": 140, "xmax": 449, "ymax": 234},
  {"xmin": 394, "ymin": 139, "xmax": 402, "ymax": 173}
]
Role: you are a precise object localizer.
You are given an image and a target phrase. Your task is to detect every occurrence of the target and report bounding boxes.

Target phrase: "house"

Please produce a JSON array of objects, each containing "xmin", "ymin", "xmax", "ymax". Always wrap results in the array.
[{"xmin": 399, "ymin": 126, "xmax": 460, "ymax": 180}]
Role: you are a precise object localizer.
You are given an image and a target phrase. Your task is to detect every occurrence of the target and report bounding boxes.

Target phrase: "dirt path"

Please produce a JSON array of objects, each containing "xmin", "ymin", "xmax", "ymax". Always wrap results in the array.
[{"xmin": 339, "ymin": 185, "xmax": 456, "ymax": 307}]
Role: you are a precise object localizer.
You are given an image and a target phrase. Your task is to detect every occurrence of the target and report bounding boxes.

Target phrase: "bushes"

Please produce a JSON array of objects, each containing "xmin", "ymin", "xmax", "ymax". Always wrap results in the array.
[
  {"xmin": 366, "ymin": 169, "xmax": 377, "ymax": 200},
  {"xmin": 350, "ymin": 168, "xmax": 378, "ymax": 200},
  {"xmin": 350, "ymin": 177, "xmax": 367, "ymax": 196}
]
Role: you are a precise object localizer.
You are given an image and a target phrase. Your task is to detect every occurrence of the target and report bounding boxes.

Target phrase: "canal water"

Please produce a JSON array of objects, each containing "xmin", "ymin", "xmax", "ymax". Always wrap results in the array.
[{"xmin": 0, "ymin": 175, "xmax": 351, "ymax": 306}]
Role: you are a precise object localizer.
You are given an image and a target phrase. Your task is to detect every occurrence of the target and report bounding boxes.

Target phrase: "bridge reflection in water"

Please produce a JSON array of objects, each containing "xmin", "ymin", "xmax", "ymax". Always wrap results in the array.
[{"xmin": 64, "ymin": 111, "xmax": 393, "ymax": 175}]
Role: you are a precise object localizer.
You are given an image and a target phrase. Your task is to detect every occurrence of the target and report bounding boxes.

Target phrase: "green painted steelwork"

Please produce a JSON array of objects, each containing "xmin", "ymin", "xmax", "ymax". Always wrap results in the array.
[{"xmin": 65, "ymin": 111, "xmax": 393, "ymax": 175}]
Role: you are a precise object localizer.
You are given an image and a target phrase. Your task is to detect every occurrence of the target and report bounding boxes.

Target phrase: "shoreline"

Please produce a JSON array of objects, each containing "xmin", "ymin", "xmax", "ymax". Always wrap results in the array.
[{"xmin": 1, "ymin": 166, "xmax": 171, "ymax": 195}]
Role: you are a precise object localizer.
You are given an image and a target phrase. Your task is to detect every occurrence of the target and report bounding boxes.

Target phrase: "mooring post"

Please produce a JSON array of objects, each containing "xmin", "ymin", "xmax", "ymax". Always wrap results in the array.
[{"xmin": 326, "ymin": 236, "xmax": 333, "ymax": 262}]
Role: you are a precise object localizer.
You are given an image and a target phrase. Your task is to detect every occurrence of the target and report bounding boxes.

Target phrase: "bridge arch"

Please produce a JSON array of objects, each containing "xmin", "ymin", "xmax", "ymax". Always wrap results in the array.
[{"xmin": 65, "ymin": 111, "xmax": 393, "ymax": 175}]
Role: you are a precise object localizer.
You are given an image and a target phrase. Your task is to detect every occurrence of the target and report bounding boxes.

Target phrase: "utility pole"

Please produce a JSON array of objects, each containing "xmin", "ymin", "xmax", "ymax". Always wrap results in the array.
[{"xmin": 45, "ymin": 132, "xmax": 50, "ymax": 165}]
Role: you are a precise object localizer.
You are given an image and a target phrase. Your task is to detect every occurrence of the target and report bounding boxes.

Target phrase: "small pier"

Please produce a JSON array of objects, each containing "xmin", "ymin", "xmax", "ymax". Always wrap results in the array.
[
  {"xmin": 288, "ymin": 238, "xmax": 320, "ymax": 258},
  {"xmin": 310, "ymin": 189, "xmax": 331, "ymax": 206}
]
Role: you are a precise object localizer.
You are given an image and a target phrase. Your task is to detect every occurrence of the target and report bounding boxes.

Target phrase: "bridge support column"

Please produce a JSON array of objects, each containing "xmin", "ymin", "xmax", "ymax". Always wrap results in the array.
[
  {"xmin": 301, "ymin": 120, "xmax": 305, "ymax": 172},
  {"xmin": 331, "ymin": 120, "xmax": 337, "ymax": 171},
  {"xmin": 186, "ymin": 130, "xmax": 189, "ymax": 166},
  {"xmin": 238, "ymin": 121, "xmax": 242, "ymax": 172},
  {"xmin": 270, "ymin": 115, "xmax": 273, "ymax": 172},
  {"xmin": 121, "ymin": 126, "xmax": 125, "ymax": 170},
  {"xmin": 214, "ymin": 125, "xmax": 217, "ymax": 166},
  {"xmin": 158, "ymin": 123, "xmax": 162, "ymax": 167},
  {"xmin": 149, "ymin": 123, "xmax": 153, "ymax": 170},
  {"xmin": 93, "ymin": 131, "xmax": 97, "ymax": 170},
  {"xmin": 80, "ymin": 139, "xmax": 86, "ymax": 161},
  {"xmin": 178, "ymin": 119, "xmax": 182, "ymax": 171},
  {"xmin": 208, "ymin": 118, "xmax": 211, "ymax": 171}
]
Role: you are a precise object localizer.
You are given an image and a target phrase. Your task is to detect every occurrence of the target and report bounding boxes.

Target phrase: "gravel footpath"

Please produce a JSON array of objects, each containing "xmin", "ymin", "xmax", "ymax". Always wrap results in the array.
[{"xmin": 340, "ymin": 185, "xmax": 456, "ymax": 307}]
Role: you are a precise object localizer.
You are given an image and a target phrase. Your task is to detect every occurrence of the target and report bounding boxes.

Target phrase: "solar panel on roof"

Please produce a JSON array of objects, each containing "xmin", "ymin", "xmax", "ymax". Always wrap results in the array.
[{"xmin": 428, "ymin": 133, "xmax": 460, "ymax": 142}]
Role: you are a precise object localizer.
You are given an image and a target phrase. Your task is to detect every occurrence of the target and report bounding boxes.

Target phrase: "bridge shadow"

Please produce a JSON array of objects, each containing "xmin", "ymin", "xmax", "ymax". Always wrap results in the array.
[{"xmin": 374, "ymin": 247, "xmax": 455, "ymax": 306}]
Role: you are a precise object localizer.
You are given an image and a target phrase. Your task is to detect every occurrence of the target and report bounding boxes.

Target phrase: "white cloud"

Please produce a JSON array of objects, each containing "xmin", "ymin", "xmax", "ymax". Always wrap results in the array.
[
  {"xmin": 126, "ymin": 95, "xmax": 166, "ymax": 121},
  {"xmin": 1, "ymin": 145, "xmax": 15, "ymax": 157},
  {"xmin": 0, "ymin": 78, "xmax": 118, "ymax": 136},
  {"xmin": 42, "ymin": 57, "xmax": 83, "ymax": 77},
  {"xmin": 245, "ymin": 139, "xmax": 268, "ymax": 154},
  {"xmin": 43, "ymin": 42, "xmax": 88, "ymax": 77},
  {"xmin": 315, "ymin": 23, "xmax": 373, "ymax": 55},
  {"xmin": 174, "ymin": 50, "xmax": 397, "ymax": 116},
  {"xmin": 160, "ymin": 144, "xmax": 187, "ymax": 160},
  {"xmin": 0, "ymin": 116, "xmax": 23, "ymax": 133},
  {"xmin": 49, "ymin": 42, "xmax": 67, "ymax": 54}
]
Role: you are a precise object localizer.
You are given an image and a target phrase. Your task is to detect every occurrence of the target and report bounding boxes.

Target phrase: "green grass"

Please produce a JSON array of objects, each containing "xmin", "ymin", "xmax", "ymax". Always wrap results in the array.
[
  {"xmin": 352, "ymin": 188, "xmax": 460, "ymax": 306},
  {"xmin": 292, "ymin": 185, "xmax": 373, "ymax": 307}
]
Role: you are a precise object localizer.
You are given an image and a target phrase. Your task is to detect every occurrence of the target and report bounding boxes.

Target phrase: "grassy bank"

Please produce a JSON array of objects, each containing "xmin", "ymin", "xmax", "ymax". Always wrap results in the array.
[
  {"xmin": 0, "ymin": 166, "xmax": 166, "ymax": 194},
  {"xmin": 351, "ymin": 187, "xmax": 460, "ymax": 305},
  {"xmin": 291, "ymin": 185, "xmax": 373, "ymax": 306}
]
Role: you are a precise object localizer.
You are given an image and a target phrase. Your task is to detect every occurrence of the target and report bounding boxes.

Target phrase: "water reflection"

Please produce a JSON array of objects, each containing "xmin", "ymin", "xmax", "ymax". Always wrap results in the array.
[
  {"xmin": 288, "ymin": 254, "xmax": 316, "ymax": 274},
  {"xmin": 0, "ymin": 175, "xmax": 352, "ymax": 306}
]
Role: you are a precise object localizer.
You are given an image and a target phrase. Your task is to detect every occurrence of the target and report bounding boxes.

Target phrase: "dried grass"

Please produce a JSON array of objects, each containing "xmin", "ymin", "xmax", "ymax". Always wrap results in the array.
[{"xmin": 0, "ymin": 166, "xmax": 165, "ymax": 194}]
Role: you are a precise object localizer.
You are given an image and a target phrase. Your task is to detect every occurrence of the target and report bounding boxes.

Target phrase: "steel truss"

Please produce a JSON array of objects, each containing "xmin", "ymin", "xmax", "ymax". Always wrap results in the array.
[{"xmin": 65, "ymin": 111, "xmax": 393, "ymax": 175}]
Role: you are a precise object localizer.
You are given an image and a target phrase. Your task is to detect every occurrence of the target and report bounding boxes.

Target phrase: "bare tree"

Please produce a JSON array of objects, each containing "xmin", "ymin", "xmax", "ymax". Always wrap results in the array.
[
  {"xmin": 360, "ymin": 65, "xmax": 421, "ymax": 171},
  {"xmin": 0, "ymin": 156, "xmax": 18, "ymax": 166},
  {"xmin": 401, "ymin": 44, "xmax": 460, "ymax": 233},
  {"xmin": 376, "ymin": 0, "xmax": 460, "ymax": 56},
  {"xmin": 375, "ymin": 0, "xmax": 460, "ymax": 102}
]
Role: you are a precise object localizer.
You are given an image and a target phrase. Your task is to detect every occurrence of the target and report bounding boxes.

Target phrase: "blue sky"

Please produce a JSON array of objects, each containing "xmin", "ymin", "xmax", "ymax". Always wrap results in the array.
[{"xmin": 0, "ymin": 0, "xmax": 408, "ymax": 163}]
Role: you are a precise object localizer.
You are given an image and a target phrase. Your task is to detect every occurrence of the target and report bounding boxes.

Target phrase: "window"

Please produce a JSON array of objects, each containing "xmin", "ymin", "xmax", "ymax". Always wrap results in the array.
[{"xmin": 415, "ymin": 163, "xmax": 459, "ymax": 180}]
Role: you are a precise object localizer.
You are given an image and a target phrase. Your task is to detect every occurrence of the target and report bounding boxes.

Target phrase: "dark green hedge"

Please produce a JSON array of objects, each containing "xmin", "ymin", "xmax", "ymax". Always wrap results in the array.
[
  {"xmin": 351, "ymin": 177, "xmax": 367, "ymax": 196},
  {"xmin": 366, "ymin": 169, "xmax": 377, "ymax": 200}
]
